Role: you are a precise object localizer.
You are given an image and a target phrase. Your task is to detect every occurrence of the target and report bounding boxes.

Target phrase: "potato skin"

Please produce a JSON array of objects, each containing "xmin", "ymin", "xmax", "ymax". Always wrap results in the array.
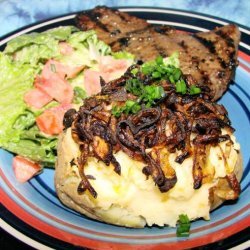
[
  {"xmin": 55, "ymin": 129, "xmax": 146, "ymax": 228},
  {"xmin": 209, "ymin": 153, "xmax": 243, "ymax": 211},
  {"xmin": 55, "ymin": 129, "xmax": 243, "ymax": 227}
]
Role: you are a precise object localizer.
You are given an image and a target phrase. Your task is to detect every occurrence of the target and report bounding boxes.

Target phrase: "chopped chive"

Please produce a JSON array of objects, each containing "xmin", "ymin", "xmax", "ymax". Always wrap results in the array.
[
  {"xmin": 50, "ymin": 63, "xmax": 56, "ymax": 73},
  {"xmin": 131, "ymin": 68, "xmax": 139, "ymax": 76},
  {"xmin": 176, "ymin": 80, "xmax": 187, "ymax": 94},
  {"xmin": 169, "ymin": 75, "xmax": 175, "ymax": 84},
  {"xmin": 189, "ymin": 85, "xmax": 201, "ymax": 95},
  {"xmin": 156, "ymin": 55, "xmax": 163, "ymax": 65},
  {"xmin": 73, "ymin": 86, "xmax": 86, "ymax": 104},
  {"xmin": 176, "ymin": 214, "xmax": 191, "ymax": 237},
  {"xmin": 152, "ymin": 71, "xmax": 161, "ymax": 78}
]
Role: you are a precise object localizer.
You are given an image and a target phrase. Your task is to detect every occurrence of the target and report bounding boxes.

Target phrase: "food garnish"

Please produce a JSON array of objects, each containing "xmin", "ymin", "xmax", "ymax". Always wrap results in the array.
[
  {"xmin": 176, "ymin": 214, "xmax": 191, "ymax": 237},
  {"xmin": 112, "ymin": 55, "xmax": 201, "ymax": 117},
  {"xmin": 65, "ymin": 55, "xmax": 240, "ymax": 200}
]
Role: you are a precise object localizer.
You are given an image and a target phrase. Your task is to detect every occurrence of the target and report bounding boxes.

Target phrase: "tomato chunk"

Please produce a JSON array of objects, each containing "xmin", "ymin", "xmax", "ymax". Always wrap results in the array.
[
  {"xmin": 24, "ymin": 88, "xmax": 53, "ymax": 109},
  {"xmin": 83, "ymin": 69, "xmax": 109, "ymax": 96},
  {"xmin": 13, "ymin": 156, "xmax": 41, "ymax": 183},
  {"xmin": 36, "ymin": 103, "xmax": 71, "ymax": 135},
  {"xmin": 99, "ymin": 56, "xmax": 129, "ymax": 73},
  {"xmin": 42, "ymin": 59, "xmax": 83, "ymax": 79},
  {"xmin": 35, "ymin": 74, "xmax": 73, "ymax": 104},
  {"xmin": 59, "ymin": 42, "xmax": 74, "ymax": 56}
]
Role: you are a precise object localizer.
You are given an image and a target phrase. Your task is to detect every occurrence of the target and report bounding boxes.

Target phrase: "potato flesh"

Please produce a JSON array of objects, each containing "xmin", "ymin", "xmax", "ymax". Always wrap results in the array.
[{"xmin": 55, "ymin": 128, "xmax": 241, "ymax": 227}]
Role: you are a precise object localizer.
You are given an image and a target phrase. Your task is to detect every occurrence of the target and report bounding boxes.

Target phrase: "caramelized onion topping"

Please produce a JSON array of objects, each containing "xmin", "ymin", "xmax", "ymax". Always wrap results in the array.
[{"xmin": 66, "ymin": 63, "xmax": 239, "ymax": 198}]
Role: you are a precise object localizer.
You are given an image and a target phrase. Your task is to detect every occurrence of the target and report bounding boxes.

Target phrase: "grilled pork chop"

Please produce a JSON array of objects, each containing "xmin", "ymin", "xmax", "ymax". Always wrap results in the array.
[{"xmin": 76, "ymin": 6, "xmax": 240, "ymax": 101}]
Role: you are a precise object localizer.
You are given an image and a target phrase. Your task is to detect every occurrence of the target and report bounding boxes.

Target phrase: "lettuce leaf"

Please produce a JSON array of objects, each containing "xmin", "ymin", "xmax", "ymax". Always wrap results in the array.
[
  {"xmin": 163, "ymin": 51, "xmax": 180, "ymax": 68},
  {"xmin": 4, "ymin": 26, "xmax": 77, "ymax": 66},
  {"xmin": 0, "ymin": 27, "xmax": 125, "ymax": 167},
  {"xmin": 67, "ymin": 30, "xmax": 111, "ymax": 55},
  {"xmin": 0, "ymin": 52, "xmax": 35, "ymax": 143},
  {"xmin": 64, "ymin": 30, "xmax": 111, "ymax": 67},
  {"xmin": 0, "ymin": 52, "xmax": 56, "ymax": 165},
  {"xmin": 112, "ymin": 51, "xmax": 135, "ymax": 60}
]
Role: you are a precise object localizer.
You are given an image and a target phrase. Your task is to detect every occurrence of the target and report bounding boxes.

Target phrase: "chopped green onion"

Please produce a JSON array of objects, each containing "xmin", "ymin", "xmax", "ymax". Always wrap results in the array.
[
  {"xmin": 152, "ymin": 71, "xmax": 161, "ymax": 79},
  {"xmin": 125, "ymin": 100, "xmax": 141, "ymax": 114},
  {"xmin": 125, "ymin": 78, "xmax": 144, "ymax": 96},
  {"xmin": 142, "ymin": 85, "xmax": 165, "ymax": 105},
  {"xmin": 112, "ymin": 100, "xmax": 141, "ymax": 118},
  {"xmin": 176, "ymin": 80, "xmax": 187, "ymax": 94},
  {"xmin": 173, "ymin": 68, "xmax": 182, "ymax": 81},
  {"xmin": 111, "ymin": 106, "xmax": 123, "ymax": 118},
  {"xmin": 169, "ymin": 75, "xmax": 175, "ymax": 84},
  {"xmin": 50, "ymin": 63, "xmax": 56, "ymax": 73},
  {"xmin": 73, "ymin": 86, "xmax": 86, "ymax": 104},
  {"xmin": 189, "ymin": 85, "xmax": 201, "ymax": 95},
  {"xmin": 176, "ymin": 214, "xmax": 191, "ymax": 237},
  {"xmin": 112, "ymin": 54, "xmax": 202, "ymax": 117},
  {"xmin": 156, "ymin": 55, "xmax": 164, "ymax": 65},
  {"xmin": 131, "ymin": 68, "xmax": 139, "ymax": 76}
]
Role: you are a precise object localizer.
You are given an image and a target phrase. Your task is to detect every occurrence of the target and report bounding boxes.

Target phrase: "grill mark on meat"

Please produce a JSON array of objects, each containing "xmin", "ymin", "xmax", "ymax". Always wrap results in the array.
[
  {"xmin": 179, "ymin": 40, "xmax": 188, "ymax": 50},
  {"xmin": 215, "ymin": 30, "xmax": 235, "ymax": 48},
  {"xmin": 152, "ymin": 29, "xmax": 170, "ymax": 57},
  {"xmin": 81, "ymin": 10, "xmax": 110, "ymax": 33},
  {"xmin": 154, "ymin": 25, "xmax": 175, "ymax": 34},
  {"xmin": 115, "ymin": 9, "xmax": 132, "ymax": 21},
  {"xmin": 110, "ymin": 29, "xmax": 121, "ymax": 37},
  {"xmin": 109, "ymin": 27, "xmax": 150, "ymax": 49},
  {"xmin": 76, "ymin": 6, "xmax": 240, "ymax": 101},
  {"xmin": 177, "ymin": 40, "xmax": 211, "ymax": 87},
  {"xmin": 193, "ymin": 34, "xmax": 216, "ymax": 54},
  {"xmin": 114, "ymin": 37, "xmax": 130, "ymax": 48},
  {"xmin": 192, "ymin": 34, "xmax": 228, "ymax": 70},
  {"xmin": 215, "ymin": 29, "xmax": 238, "ymax": 70},
  {"xmin": 110, "ymin": 26, "xmax": 168, "ymax": 59}
]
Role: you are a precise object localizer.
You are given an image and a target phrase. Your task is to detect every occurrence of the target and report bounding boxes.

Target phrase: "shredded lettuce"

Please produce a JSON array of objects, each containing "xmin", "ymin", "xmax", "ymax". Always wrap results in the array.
[
  {"xmin": 67, "ymin": 30, "xmax": 111, "ymax": 56},
  {"xmin": 0, "ymin": 52, "xmax": 35, "ymax": 143},
  {"xmin": 61, "ymin": 30, "xmax": 111, "ymax": 67},
  {"xmin": 0, "ymin": 52, "xmax": 57, "ymax": 165},
  {"xmin": 112, "ymin": 51, "xmax": 135, "ymax": 60},
  {"xmin": 4, "ymin": 26, "xmax": 77, "ymax": 66},
  {"xmin": 163, "ymin": 51, "xmax": 180, "ymax": 68},
  {"xmin": 0, "ymin": 26, "xmax": 133, "ymax": 167},
  {"xmin": 0, "ymin": 26, "xmax": 114, "ymax": 166}
]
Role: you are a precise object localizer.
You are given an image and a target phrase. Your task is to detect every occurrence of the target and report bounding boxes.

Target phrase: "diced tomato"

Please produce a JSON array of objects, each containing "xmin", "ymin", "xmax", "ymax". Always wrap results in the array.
[
  {"xmin": 24, "ymin": 87, "xmax": 53, "ymax": 109},
  {"xmin": 83, "ymin": 69, "xmax": 109, "ymax": 96},
  {"xmin": 59, "ymin": 42, "xmax": 74, "ymax": 56},
  {"xmin": 35, "ymin": 74, "xmax": 73, "ymax": 104},
  {"xmin": 42, "ymin": 59, "xmax": 83, "ymax": 80},
  {"xmin": 36, "ymin": 103, "xmax": 71, "ymax": 135},
  {"xmin": 64, "ymin": 65, "xmax": 84, "ymax": 79},
  {"xmin": 99, "ymin": 56, "xmax": 129, "ymax": 74},
  {"xmin": 13, "ymin": 156, "xmax": 41, "ymax": 183}
]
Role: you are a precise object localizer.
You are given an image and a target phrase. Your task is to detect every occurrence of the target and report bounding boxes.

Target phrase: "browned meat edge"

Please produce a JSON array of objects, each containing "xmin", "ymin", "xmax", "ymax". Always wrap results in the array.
[{"xmin": 76, "ymin": 6, "xmax": 240, "ymax": 101}]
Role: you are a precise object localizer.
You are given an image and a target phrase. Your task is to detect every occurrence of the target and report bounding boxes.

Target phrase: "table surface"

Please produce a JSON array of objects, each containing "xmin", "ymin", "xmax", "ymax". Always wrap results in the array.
[
  {"xmin": 0, "ymin": 0, "xmax": 249, "ymax": 249},
  {"xmin": 0, "ymin": 0, "xmax": 249, "ymax": 38}
]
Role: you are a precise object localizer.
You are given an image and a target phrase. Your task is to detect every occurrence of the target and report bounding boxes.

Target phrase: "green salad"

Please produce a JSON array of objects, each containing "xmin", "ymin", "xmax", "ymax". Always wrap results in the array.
[{"xmin": 0, "ymin": 26, "xmax": 133, "ymax": 167}]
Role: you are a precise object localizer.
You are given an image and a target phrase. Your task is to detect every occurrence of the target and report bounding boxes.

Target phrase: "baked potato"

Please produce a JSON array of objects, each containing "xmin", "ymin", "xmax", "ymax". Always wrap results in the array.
[
  {"xmin": 55, "ymin": 128, "xmax": 242, "ymax": 228},
  {"xmin": 55, "ymin": 59, "xmax": 243, "ymax": 228}
]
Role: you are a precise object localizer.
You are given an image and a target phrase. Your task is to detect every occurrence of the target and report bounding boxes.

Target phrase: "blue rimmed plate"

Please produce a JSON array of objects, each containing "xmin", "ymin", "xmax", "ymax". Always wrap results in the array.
[{"xmin": 0, "ymin": 7, "xmax": 249, "ymax": 250}]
